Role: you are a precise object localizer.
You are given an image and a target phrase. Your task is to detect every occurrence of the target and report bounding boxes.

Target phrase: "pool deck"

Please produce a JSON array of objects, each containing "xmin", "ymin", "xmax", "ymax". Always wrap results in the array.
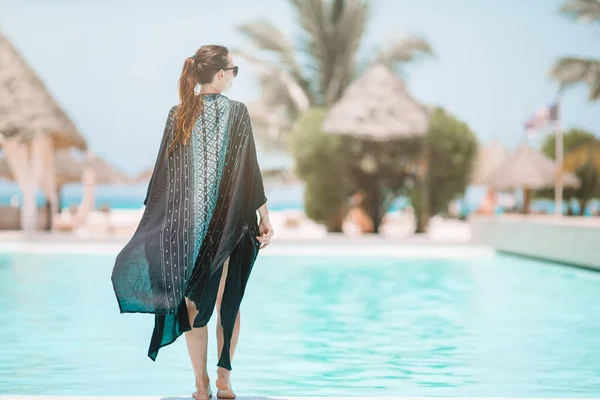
[
  {"xmin": 0, "ymin": 224, "xmax": 492, "ymax": 259},
  {"xmin": 470, "ymin": 215, "xmax": 600, "ymax": 270}
]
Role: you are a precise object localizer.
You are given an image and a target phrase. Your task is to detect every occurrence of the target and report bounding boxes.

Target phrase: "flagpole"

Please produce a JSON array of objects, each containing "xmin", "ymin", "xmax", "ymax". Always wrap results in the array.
[{"xmin": 554, "ymin": 102, "xmax": 563, "ymax": 217}]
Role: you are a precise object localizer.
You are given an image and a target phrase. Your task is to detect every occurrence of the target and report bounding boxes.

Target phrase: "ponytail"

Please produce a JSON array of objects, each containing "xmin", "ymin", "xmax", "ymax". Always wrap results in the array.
[
  {"xmin": 168, "ymin": 45, "xmax": 229, "ymax": 155},
  {"xmin": 169, "ymin": 57, "xmax": 203, "ymax": 155}
]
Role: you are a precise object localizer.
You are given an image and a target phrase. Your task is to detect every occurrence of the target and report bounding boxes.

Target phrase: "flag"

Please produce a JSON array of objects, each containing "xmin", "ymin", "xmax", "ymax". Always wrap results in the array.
[{"xmin": 524, "ymin": 101, "xmax": 559, "ymax": 135}]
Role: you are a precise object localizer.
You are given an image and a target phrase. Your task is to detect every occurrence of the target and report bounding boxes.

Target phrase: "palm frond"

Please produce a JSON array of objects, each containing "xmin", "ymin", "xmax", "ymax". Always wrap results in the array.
[
  {"xmin": 290, "ymin": 0, "xmax": 369, "ymax": 105},
  {"xmin": 231, "ymin": 49, "xmax": 310, "ymax": 115},
  {"xmin": 551, "ymin": 57, "xmax": 600, "ymax": 100},
  {"xmin": 376, "ymin": 36, "xmax": 434, "ymax": 67},
  {"xmin": 237, "ymin": 20, "xmax": 311, "ymax": 95},
  {"xmin": 563, "ymin": 139, "xmax": 600, "ymax": 173},
  {"xmin": 560, "ymin": 0, "xmax": 600, "ymax": 23},
  {"xmin": 237, "ymin": 20, "xmax": 297, "ymax": 66},
  {"xmin": 290, "ymin": 0, "xmax": 330, "ymax": 104},
  {"xmin": 325, "ymin": 0, "xmax": 370, "ymax": 104},
  {"xmin": 229, "ymin": 48, "xmax": 276, "ymax": 70}
]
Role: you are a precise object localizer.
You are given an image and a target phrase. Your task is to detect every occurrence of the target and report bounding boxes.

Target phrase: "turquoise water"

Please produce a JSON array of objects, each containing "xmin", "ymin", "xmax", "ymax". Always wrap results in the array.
[{"xmin": 1, "ymin": 251, "xmax": 600, "ymax": 397}]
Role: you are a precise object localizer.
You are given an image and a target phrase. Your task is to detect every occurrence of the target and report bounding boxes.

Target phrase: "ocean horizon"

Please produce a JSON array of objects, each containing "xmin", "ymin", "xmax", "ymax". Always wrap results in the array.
[{"xmin": 0, "ymin": 181, "xmax": 597, "ymax": 215}]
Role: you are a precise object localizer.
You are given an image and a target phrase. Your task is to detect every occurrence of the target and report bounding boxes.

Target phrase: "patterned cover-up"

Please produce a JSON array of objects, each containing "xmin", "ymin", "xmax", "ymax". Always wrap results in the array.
[{"xmin": 111, "ymin": 94, "xmax": 267, "ymax": 370}]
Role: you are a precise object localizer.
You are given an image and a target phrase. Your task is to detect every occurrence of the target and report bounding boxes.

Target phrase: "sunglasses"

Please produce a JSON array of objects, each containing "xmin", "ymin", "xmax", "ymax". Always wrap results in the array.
[{"xmin": 223, "ymin": 66, "xmax": 238, "ymax": 77}]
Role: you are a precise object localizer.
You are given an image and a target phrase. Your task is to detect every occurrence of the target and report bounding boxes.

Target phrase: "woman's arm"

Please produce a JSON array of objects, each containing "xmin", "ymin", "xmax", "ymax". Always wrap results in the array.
[
  {"xmin": 256, "ymin": 202, "xmax": 273, "ymax": 248},
  {"xmin": 258, "ymin": 203, "xmax": 269, "ymax": 222}
]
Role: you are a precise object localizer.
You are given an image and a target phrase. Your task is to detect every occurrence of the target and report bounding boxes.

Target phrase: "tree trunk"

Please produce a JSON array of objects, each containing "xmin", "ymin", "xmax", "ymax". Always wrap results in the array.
[
  {"xmin": 415, "ymin": 211, "xmax": 429, "ymax": 233},
  {"xmin": 326, "ymin": 209, "xmax": 344, "ymax": 232},
  {"xmin": 414, "ymin": 141, "xmax": 430, "ymax": 234},
  {"xmin": 44, "ymin": 200, "xmax": 52, "ymax": 231},
  {"xmin": 523, "ymin": 188, "xmax": 531, "ymax": 214},
  {"xmin": 57, "ymin": 186, "xmax": 63, "ymax": 213},
  {"xmin": 364, "ymin": 181, "xmax": 383, "ymax": 233},
  {"xmin": 579, "ymin": 199, "xmax": 589, "ymax": 216},
  {"xmin": 420, "ymin": 141, "xmax": 430, "ymax": 231}
]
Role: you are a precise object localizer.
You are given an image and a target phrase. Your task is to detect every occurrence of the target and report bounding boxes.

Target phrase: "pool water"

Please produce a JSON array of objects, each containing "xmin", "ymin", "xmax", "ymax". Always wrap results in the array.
[{"xmin": 1, "ymin": 250, "xmax": 600, "ymax": 397}]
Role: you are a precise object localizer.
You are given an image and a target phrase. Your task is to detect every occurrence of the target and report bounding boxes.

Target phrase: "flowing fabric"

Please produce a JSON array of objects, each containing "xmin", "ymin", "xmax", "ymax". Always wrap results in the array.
[{"xmin": 111, "ymin": 94, "xmax": 267, "ymax": 370}]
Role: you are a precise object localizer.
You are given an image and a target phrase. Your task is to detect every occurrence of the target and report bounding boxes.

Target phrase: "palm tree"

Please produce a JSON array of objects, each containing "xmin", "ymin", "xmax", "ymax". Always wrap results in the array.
[
  {"xmin": 233, "ymin": 0, "xmax": 433, "ymax": 149},
  {"xmin": 540, "ymin": 128, "xmax": 600, "ymax": 215},
  {"xmin": 551, "ymin": 0, "xmax": 600, "ymax": 100},
  {"xmin": 562, "ymin": 139, "xmax": 600, "ymax": 214}
]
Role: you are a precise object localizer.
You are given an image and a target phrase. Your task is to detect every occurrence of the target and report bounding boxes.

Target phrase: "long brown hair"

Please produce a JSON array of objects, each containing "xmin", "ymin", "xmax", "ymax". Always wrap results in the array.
[{"xmin": 169, "ymin": 45, "xmax": 229, "ymax": 155}]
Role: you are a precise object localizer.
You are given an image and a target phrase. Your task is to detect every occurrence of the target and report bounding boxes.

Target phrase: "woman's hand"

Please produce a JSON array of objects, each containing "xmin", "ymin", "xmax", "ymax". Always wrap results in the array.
[{"xmin": 256, "ymin": 216, "xmax": 274, "ymax": 249}]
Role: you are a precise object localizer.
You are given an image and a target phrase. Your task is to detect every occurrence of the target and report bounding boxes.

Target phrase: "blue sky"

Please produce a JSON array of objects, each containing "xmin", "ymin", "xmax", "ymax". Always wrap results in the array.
[{"xmin": 2, "ymin": 0, "xmax": 600, "ymax": 177}]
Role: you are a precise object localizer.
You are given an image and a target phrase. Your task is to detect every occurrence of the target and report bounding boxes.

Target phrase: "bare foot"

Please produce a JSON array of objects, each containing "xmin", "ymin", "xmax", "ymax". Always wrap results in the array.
[
  {"xmin": 192, "ymin": 376, "xmax": 212, "ymax": 400},
  {"xmin": 216, "ymin": 369, "xmax": 235, "ymax": 399}
]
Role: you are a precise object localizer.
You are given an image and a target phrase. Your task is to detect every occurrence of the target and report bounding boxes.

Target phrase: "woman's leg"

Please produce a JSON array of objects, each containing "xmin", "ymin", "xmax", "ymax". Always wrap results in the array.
[
  {"xmin": 215, "ymin": 256, "xmax": 240, "ymax": 399},
  {"xmin": 184, "ymin": 296, "xmax": 211, "ymax": 399}
]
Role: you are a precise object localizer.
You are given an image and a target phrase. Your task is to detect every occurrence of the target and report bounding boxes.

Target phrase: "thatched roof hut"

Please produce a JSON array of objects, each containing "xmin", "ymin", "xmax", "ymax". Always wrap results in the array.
[
  {"xmin": 471, "ymin": 140, "xmax": 511, "ymax": 185},
  {"xmin": 0, "ymin": 31, "xmax": 90, "ymax": 230},
  {"xmin": 59, "ymin": 151, "xmax": 132, "ymax": 186},
  {"xmin": 0, "ymin": 32, "xmax": 86, "ymax": 150},
  {"xmin": 0, "ymin": 150, "xmax": 131, "ymax": 186},
  {"xmin": 488, "ymin": 142, "xmax": 580, "ymax": 191},
  {"xmin": 322, "ymin": 63, "xmax": 429, "ymax": 140},
  {"xmin": 134, "ymin": 165, "xmax": 156, "ymax": 183}
]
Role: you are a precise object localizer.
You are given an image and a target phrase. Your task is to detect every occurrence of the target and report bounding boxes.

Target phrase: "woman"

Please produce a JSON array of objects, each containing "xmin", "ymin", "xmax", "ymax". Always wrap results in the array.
[{"xmin": 111, "ymin": 45, "xmax": 274, "ymax": 400}]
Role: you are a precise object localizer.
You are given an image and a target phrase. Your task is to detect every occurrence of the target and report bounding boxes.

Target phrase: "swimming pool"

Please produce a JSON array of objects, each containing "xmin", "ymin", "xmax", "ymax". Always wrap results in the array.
[{"xmin": 1, "ymin": 249, "xmax": 599, "ymax": 397}]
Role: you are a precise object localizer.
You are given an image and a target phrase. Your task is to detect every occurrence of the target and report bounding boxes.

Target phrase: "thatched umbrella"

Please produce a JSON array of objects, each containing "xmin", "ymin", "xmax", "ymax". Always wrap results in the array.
[
  {"xmin": 56, "ymin": 150, "xmax": 132, "ymax": 186},
  {"xmin": 471, "ymin": 140, "xmax": 511, "ymax": 185},
  {"xmin": 322, "ymin": 63, "xmax": 430, "ymax": 232},
  {"xmin": 322, "ymin": 63, "xmax": 429, "ymax": 140},
  {"xmin": 0, "ymin": 150, "xmax": 131, "ymax": 211},
  {"xmin": 488, "ymin": 142, "xmax": 580, "ymax": 213},
  {"xmin": 0, "ymin": 32, "xmax": 87, "ymax": 230},
  {"xmin": 0, "ymin": 32, "xmax": 86, "ymax": 150},
  {"xmin": 471, "ymin": 140, "xmax": 511, "ymax": 215},
  {"xmin": 134, "ymin": 166, "xmax": 153, "ymax": 183},
  {"xmin": 0, "ymin": 150, "xmax": 129, "ymax": 185}
]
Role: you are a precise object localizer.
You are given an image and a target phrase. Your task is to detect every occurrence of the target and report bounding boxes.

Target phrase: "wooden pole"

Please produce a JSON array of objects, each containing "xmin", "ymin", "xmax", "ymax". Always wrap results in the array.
[
  {"xmin": 420, "ymin": 141, "xmax": 430, "ymax": 231},
  {"xmin": 555, "ymin": 120, "xmax": 563, "ymax": 217}
]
